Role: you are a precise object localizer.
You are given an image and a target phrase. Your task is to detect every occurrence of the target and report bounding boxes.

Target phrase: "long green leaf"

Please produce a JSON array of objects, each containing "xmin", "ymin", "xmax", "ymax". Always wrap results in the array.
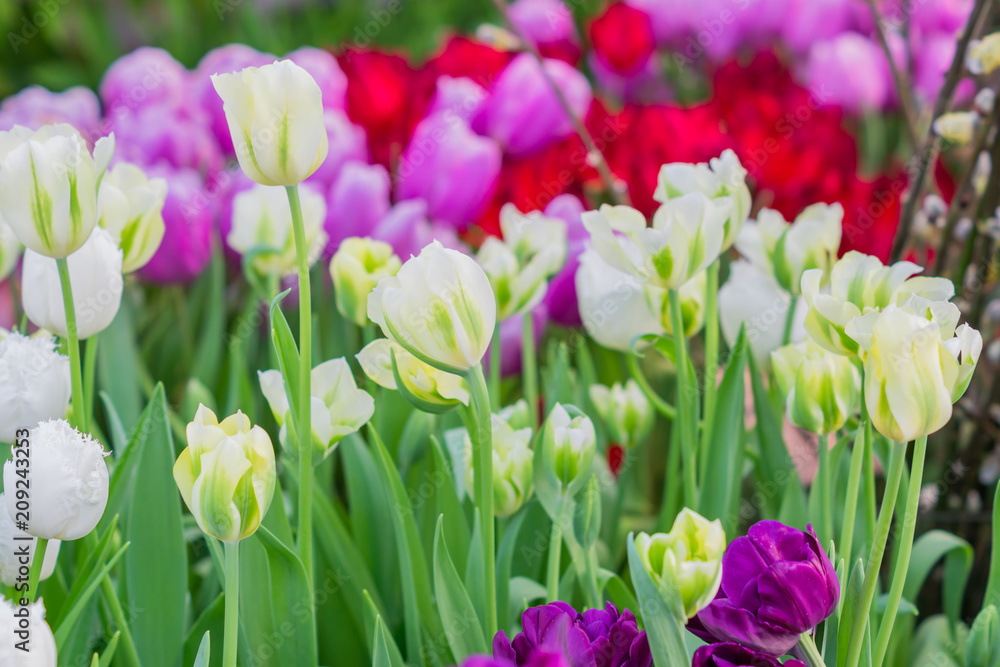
[
  {"xmin": 372, "ymin": 617, "xmax": 405, "ymax": 667},
  {"xmin": 193, "ymin": 632, "xmax": 211, "ymax": 667},
  {"xmin": 626, "ymin": 533, "xmax": 689, "ymax": 665},
  {"xmin": 433, "ymin": 516, "xmax": 487, "ymax": 661},
  {"xmin": 903, "ymin": 530, "xmax": 973, "ymax": 626}
]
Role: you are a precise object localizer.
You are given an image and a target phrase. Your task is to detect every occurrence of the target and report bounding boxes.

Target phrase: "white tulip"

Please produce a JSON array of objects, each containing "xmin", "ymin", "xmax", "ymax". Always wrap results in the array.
[
  {"xmin": 0, "ymin": 332, "xmax": 70, "ymax": 443},
  {"xmin": 540, "ymin": 403, "xmax": 596, "ymax": 493},
  {"xmin": 329, "ymin": 237, "xmax": 401, "ymax": 327},
  {"xmin": 356, "ymin": 338, "xmax": 470, "ymax": 413},
  {"xmin": 589, "ymin": 379, "xmax": 654, "ymax": 449},
  {"xmin": 497, "ymin": 203, "xmax": 567, "ymax": 273},
  {"xmin": 0, "ymin": 124, "xmax": 114, "ymax": 258},
  {"xmin": 0, "ymin": 597, "xmax": 56, "ymax": 666},
  {"xmin": 0, "ymin": 494, "xmax": 60, "ymax": 588},
  {"xmin": 97, "ymin": 161, "xmax": 167, "ymax": 273},
  {"xmin": 227, "ymin": 183, "xmax": 327, "ymax": 278},
  {"xmin": 3, "ymin": 419, "xmax": 109, "ymax": 541},
  {"xmin": 368, "ymin": 241, "xmax": 496, "ymax": 374},
  {"xmin": 0, "ymin": 212, "xmax": 23, "ymax": 281},
  {"xmin": 258, "ymin": 358, "xmax": 374, "ymax": 461},
  {"xmin": 212, "ymin": 60, "xmax": 329, "ymax": 186},
  {"xmin": 462, "ymin": 414, "xmax": 534, "ymax": 517},
  {"xmin": 21, "ymin": 227, "xmax": 124, "ymax": 340}
]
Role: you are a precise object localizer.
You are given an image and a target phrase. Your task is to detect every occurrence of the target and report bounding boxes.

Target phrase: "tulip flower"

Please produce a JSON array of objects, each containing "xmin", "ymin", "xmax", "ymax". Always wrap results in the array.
[
  {"xmin": 227, "ymin": 183, "xmax": 327, "ymax": 278},
  {"xmin": 324, "ymin": 162, "xmax": 391, "ymax": 252},
  {"xmin": 211, "ymin": 60, "xmax": 329, "ymax": 186},
  {"xmin": 3, "ymin": 419, "xmax": 109, "ymax": 541},
  {"xmin": 370, "ymin": 199, "xmax": 466, "ymax": 261},
  {"xmin": 583, "ymin": 194, "xmax": 730, "ymax": 290},
  {"xmin": 654, "ymin": 149, "xmax": 751, "ymax": 251},
  {"xmin": 138, "ymin": 165, "xmax": 214, "ymax": 284},
  {"xmin": 804, "ymin": 34, "xmax": 891, "ymax": 113},
  {"xmin": 0, "ymin": 597, "xmax": 57, "ymax": 666},
  {"xmin": 771, "ymin": 340, "xmax": 861, "ymax": 435},
  {"xmin": 305, "ymin": 110, "xmax": 369, "ymax": 191},
  {"xmin": 846, "ymin": 299, "xmax": 982, "ymax": 442},
  {"xmin": 0, "ymin": 124, "xmax": 114, "ymax": 258},
  {"xmin": 21, "ymin": 227, "xmax": 124, "ymax": 340},
  {"xmin": 284, "ymin": 46, "xmax": 348, "ymax": 111},
  {"xmin": 97, "ymin": 162, "xmax": 167, "ymax": 273},
  {"xmin": 258, "ymin": 358, "xmax": 374, "ymax": 461},
  {"xmin": 540, "ymin": 404, "xmax": 596, "ymax": 494},
  {"xmin": 108, "ymin": 104, "xmax": 224, "ymax": 176},
  {"xmin": 463, "ymin": 414, "xmax": 534, "ymax": 517},
  {"xmin": 633, "ymin": 508, "xmax": 726, "ymax": 620},
  {"xmin": 425, "ymin": 76, "xmax": 488, "ymax": 123},
  {"xmin": 478, "ymin": 239, "xmax": 557, "ymax": 320},
  {"xmin": 193, "ymin": 44, "xmax": 276, "ymax": 155},
  {"xmin": 692, "ymin": 521, "xmax": 839, "ymax": 656},
  {"xmin": 368, "ymin": 241, "xmax": 496, "ymax": 374},
  {"xmin": 508, "ymin": 0, "xmax": 581, "ymax": 62},
  {"xmin": 0, "ymin": 331, "xmax": 71, "ymax": 443},
  {"xmin": 588, "ymin": 379, "xmax": 654, "ymax": 449},
  {"xmin": 330, "ymin": 237, "xmax": 402, "ymax": 327},
  {"xmin": 357, "ymin": 338, "xmax": 470, "ymax": 413},
  {"xmin": 736, "ymin": 203, "xmax": 843, "ymax": 295},
  {"xmin": 968, "ymin": 33, "xmax": 1000, "ymax": 75},
  {"xmin": 173, "ymin": 405, "xmax": 276, "ymax": 543},
  {"xmin": 99, "ymin": 47, "xmax": 189, "ymax": 114},
  {"xmin": 0, "ymin": 215, "xmax": 23, "ymax": 282},
  {"xmin": 0, "ymin": 494, "xmax": 59, "ymax": 587},
  {"xmin": 692, "ymin": 643, "xmax": 806, "ymax": 667},
  {"xmin": 933, "ymin": 111, "xmax": 978, "ymax": 145},
  {"xmin": 0, "ymin": 85, "xmax": 101, "ymax": 137}
]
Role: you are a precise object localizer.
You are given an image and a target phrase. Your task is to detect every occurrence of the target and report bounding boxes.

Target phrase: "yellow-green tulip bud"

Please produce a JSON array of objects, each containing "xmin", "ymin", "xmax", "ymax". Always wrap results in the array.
[
  {"xmin": 97, "ymin": 161, "xmax": 167, "ymax": 272},
  {"xmin": 463, "ymin": 414, "xmax": 533, "ymax": 517},
  {"xmin": 633, "ymin": 508, "xmax": 726, "ymax": 620},
  {"xmin": 356, "ymin": 338, "xmax": 470, "ymax": 413},
  {"xmin": 588, "ymin": 379, "xmax": 654, "ymax": 448},
  {"xmin": 771, "ymin": 340, "xmax": 860, "ymax": 435},
  {"xmin": 330, "ymin": 237, "xmax": 401, "ymax": 327},
  {"xmin": 540, "ymin": 403, "xmax": 596, "ymax": 494},
  {"xmin": 173, "ymin": 405, "xmax": 276, "ymax": 543}
]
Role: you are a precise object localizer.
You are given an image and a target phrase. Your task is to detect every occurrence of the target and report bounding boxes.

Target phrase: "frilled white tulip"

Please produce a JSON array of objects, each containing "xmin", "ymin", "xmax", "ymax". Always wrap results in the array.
[
  {"xmin": 173, "ymin": 405, "xmax": 276, "ymax": 543},
  {"xmin": 0, "ymin": 332, "xmax": 70, "ymax": 443},
  {"xmin": 736, "ymin": 203, "xmax": 843, "ymax": 295},
  {"xmin": 933, "ymin": 112, "xmax": 978, "ymax": 145},
  {"xmin": 589, "ymin": 379, "xmax": 654, "ymax": 449},
  {"xmin": 771, "ymin": 340, "xmax": 861, "ymax": 435},
  {"xmin": 719, "ymin": 260, "xmax": 806, "ymax": 368},
  {"xmin": 540, "ymin": 403, "xmax": 596, "ymax": 494},
  {"xmin": 97, "ymin": 161, "xmax": 166, "ymax": 273},
  {"xmin": 227, "ymin": 183, "xmax": 327, "ymax": 278},
  {"xmin": 212, "ymin": 60, "xmax": 329, "ymax": 186},
  {"xmin": 3, "ymin": 419, "xmax": 109, "ymax": 541},
  {"xmin": 0, "ymin": 597, "xmax": 56, "ymax": 666},
  {"xmin": 21, "ymin": 227, "xmax": 123, "ymax": 340},
  {"xmin": 0, "ymin": 494, "xmax": 59, "ymax": 588},
  {"xmin": 330, "ymin": 237, "xmax": 401, "ymax": 327},
  {"xmin": 654, "ymin": 149, "xmax": 750, "ymax": 251},
  {"xmin": 0, "ymin": 124, "xmax": 114, "ymax": 258},
  {"xmin": 0, "ymin": 212, "xmax": 23, "ymax": 281},
  {"xmin": 583, "ymin": 194, "xmax": 730, "ymax": 290},
  {"xmin": 846, "ymin": 299, "xmax": 982, "ymax": 442},
  {"xmin": 258, "ymin": 358, "xmax": 373, "ymax": 461},
  {"xmin": 357, "ymin": 338, "xmax": 470, "ymax": 413},
  {"xmin": 801, "ymin": 251, "xmax": 954, "ymax": 357},
  {"xmin": 368, "ymin": 241, "xmax": 496, "ymax": 374},
  {"xmin": 463, "ymin": 414, "xmax": 534, "ymax": 517}
]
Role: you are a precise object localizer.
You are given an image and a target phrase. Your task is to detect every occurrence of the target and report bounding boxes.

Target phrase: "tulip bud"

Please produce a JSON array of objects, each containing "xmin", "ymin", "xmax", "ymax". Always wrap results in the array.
[
  {"xmin": 933, "ymin": 111, "xmax": 979, "ymax": 145},
  {"xmin": 463, "ymin": 414, "xmax": 534, "ymax": 517},
  {"xmin": 227, "ymin": 183, "xmax": 327, "ymax": 278},
  {"xmin": 3, "ymin": 419, "xmax": 109, "ymax": 540},
  {"xmin": 588, "ymin": 379, "xmax": 654, "ymax": 448},
  {"xmin": 357, "ymin": 338, "xmax": 470, "ymax": 413},
  {"xmin": 499, "ymin": 398, "xmax": 533, "ymax": 431},
  {"xmin": 968, "ymin": 33, "xmax": 1000, "ymax": 75},
  {"xmin": 0, "ymin": 494, "xmax": 60, "ymax": 587},
  {"xmin": 967, "ymin": 605, "xmax": 1000, "ymax": 667},
  {"xmin": 21, "ymin": 226, "xmax": 124, "ymax": 340},
  {"xmin": 771, "ymin": 340, "xmax": 860, "ymax": 435},
  {"xmin": 211, "ymin": 60, "xmax": 329, "ymax": 186},
  {"xmin": 97, "ymin": 162, "xmax": 167, "ymax": 273},
  {"xmin": 633, "ymin": 508, "xmax": 726, "ymax": 620},
  {"xmin": 368, "ymin": 241, "xmax": 496, "ymax": 374},
  {"xmin": 540, "ymin": 403, "xmax": 596, "ymax": 494},
  {"xmin": 258, "ymin": 358, "xmax": 374, "ymax": 461},
  {"xmin": 0, "ymin": 124, "xmax": 114, "ymax": 258},
  {"xmin": 0, "ymin": 332, "xmax": 70, "ymax": 443},
  {"xmin": 174, "ymin": 405, "xmax": 276, "ymax": 543},
  {"xmin": 330, "ymin": 237, "xmax": 401, "ymax": 327},
  {"xmin": 654, "ymin": 149, "xmax": 751, "ymax": 251},
  {"xmin": 0, "ymin": 597, "xmax": 56, "ymax": 666},
  {"xmin": 0, "ymin": 213, "xmax": 23, "ymax": 282}
]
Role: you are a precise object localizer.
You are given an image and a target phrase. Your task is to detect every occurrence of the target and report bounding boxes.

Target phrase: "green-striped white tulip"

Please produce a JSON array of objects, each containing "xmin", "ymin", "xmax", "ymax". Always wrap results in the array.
[
  {"xmin": 463, "ymin": 413, "xmax": 534, "ymax": 517},
  {"xmin": 0, "ymin": 211, "xmax": 22, "ymax": 281},
  {"xmin": 540, "ymin": 403, "xmax": 596, "ymax": 494},
  {"xmin": 588, "ymin": 379, "xmax": 654, "ymax": 448},
  {"xmin": 330, "ymin": 237, "xmax": 401, "ymax": 327},
  {"xmin": 771, "ymin": 340, "xmax": 860, "ymax": 435},
  {"xmin": 97, "ymin": 162, "xmax": 166, "ymax": 273},
  {"xmin": 357, "ymin": 338, "xmax": 470, "ymax": 413}
]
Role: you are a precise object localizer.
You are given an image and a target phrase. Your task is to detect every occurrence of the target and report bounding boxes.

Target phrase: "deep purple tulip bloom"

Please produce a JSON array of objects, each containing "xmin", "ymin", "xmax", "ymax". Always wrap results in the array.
[
  {"xmin": 692, "ymin": 643, "xmax": 807, "ymax": 667},
  {"xmin": 285, "ymin": 46, "xmax": 348, "ymax": 110},
  {"xmin": 324, "ymin": 161, "xmax": 391, "ymax": 254},
  {"xmin": 463, "ymin": 652, "xmax": 569, "ymax": 667},
  {"xmin": 305, "ymin": 109, "xmax": 369, "ymax": 191},
  {"xmin": 541, "ymin": 194, "xmax": 587, "ymax": 328},
  {"xmin": 0, "ymin": 85, "xmax": 101, "ymax": 137},
  {"xmin": 490, "ymin": 601, "xmax": 652, "ymax": 667},
  {"xmin": 474, "ymin": 54, "xmax": 592, "ymax": 157},
  {"xmin": 138, "ymin": 166, "xmax": 214, "ymax": 284},
  {"xmin": 100, "ymin": 47, "xmax": 189, "ymax": 115},
  {"xmin": 691, "ymin": 522, "xmax": 839, "ymax": 657},
  {"xmin": 396, "ymin": 113, "xmax": 501, "ymax": 229},
  {"xmin": 426, "ymin": 76, "xmax": 489, "ymax": 124},
  {"xmin": 109, "ymin": 104, "xmax": 223, "ymax": 176}
]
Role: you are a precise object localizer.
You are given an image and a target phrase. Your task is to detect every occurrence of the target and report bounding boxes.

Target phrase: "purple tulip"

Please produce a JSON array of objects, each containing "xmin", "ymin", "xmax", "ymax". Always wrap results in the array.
[
  {"xmin": 508, "ymin": 0, "xmax": 580, "ymax": 58},
  {"xmin": 99, "ymin": 47, "xmax": 189, "ymax": 115},
  {"xmin": 474, "ymin": 53, "xmax": 592, "ymax": 157},
  {"xmin": 325, "ymin": 161, "xmax": 391, "ymax": 253},
  {"xmin": 692, "ymin": 643, "xmax": 807, "ymax": 667},
  {"xmin": 462, "ymin": 652, "xmax": 569, "ymax": 667},
  {"xmin": 691, "ymin": 521, "xmax": 839, "ymax": 657},
  {"xmin": 484, "ymin": 306, "xmax": 548, "ymax": 378},
  {"xmin": 804, "ymin": 33, "xmax": 891, "ymax": 113},
  {"xmin": 305, "ymin": 109, "xmax": 369, "ymax": 191},
  {"xmin": 109, "ymin": 104, "xmax": 223, "ymax": 176},
  {"xmin": 588, "ymin": 53, "xmax": 671, "ymax": 105},
  {"xmin": 541, "ymin": 194, "xmax": 587, "ymax": 328},
  {"xmin": 370, "ymin": 199, "xmax": 465, "ymax": 261},
  {"xmin": 909, "ymin": 0, "xmax": 973, "ymax": 37},
  {"xmin": 396, "ymin": 113, "xmax": 501, "ymax": 229},
  {"xmin": 138, "ymin": 166, "xmax": 214, "ymax": 284},
  {"xmin": 0, "ymin": 85, "xmax": 101, "ymax": 138},
  {"xmin": 285, "ymin": 46, "xmax": 347, "ymax": 110},
  {"xmin": 426, "ymin": 76, "xmax": 489, "ymax": 124},
  {"xmin": 913, "ymin": 32, "xmax": 965, "ymax": 104},
  {"xmin": 780, "ymin": 0, "xmax": 858, "ymax": 55}
]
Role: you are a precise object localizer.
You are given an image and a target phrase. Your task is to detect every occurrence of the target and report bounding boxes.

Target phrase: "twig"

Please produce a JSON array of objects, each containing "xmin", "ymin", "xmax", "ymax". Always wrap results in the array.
[
  {"xmin": 865, "ymin": 0, "xmax": 921, "ymax": 149},
  {"xmin": 889, "ymin": 0, "xmax": 992, "ymax": 263},
  {"xmin": 488, "ymin": 0, "xmax": 629, "ymax": 206}
]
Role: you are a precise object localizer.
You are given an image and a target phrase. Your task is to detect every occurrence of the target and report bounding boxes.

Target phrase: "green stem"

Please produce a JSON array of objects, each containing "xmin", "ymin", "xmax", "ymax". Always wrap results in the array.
[
  {"xmin": 668, "ymin": 288, "xmax": 697, "ymax": 507},
  {"xmin": 844, "ymin": 442, "xmax": 907, "ymax": 667},
  {"xmin": 83, "ymin": 335, "xmax": 99, "ymax": 431},
  {"xmin": 26, "ymin": 539, "xmax": 46, "ymax": 603},
  {"xmin": 522, "ymin": 313, "xmax": 538, "ymax": 430},
  {"xmin": 223, "ymin": 541, "xmax": 240, "ymax": 667},
  {"xmin": 986, "ymin": 478, "xmax": 1000, "ymax": 609},
  {"xmin": 625, "ymin": 352, "xmax": 676, "ymax": 420},
  {"xmin": 285, "ymin": 185, "xmax": 314, "ymax": 586},
  {"xmin": 700, "ymin": 261, "xmax": 719, "ymax": 465},
  {"xmin": 546, "ymin": 500, "xmax": 566, "ymax": 602},
  {"xmin": 873, "ymin": 435, "xmax": 928, "ymax": 666},
  {"xmin": 818, "ymin": 432, "xmax": 833, "ymax": 547},
  {"xmin": 862, "ymin": 419, "xmax": 877, "ymax": 539},
  {"xmin": 56, "ymin": 258, "xmax": 86, "ymax": 432},
  {"xmin": 782, "ymin": 295, "xmax": 799, "ymax": 346},
  {"xmin": 798, "ymin": 632, "xmax": 827, "ymax": 667},
  {"xmin": 489, "ymin": 320, "xmax": 502, "ymax": 410},
  {"xmin": 467, "ymin": 364, "xmax": 497, "ymax": 636},
  {"xmin": 838, "ymin": 424, "xmax": 867, "ymax": 594}
]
